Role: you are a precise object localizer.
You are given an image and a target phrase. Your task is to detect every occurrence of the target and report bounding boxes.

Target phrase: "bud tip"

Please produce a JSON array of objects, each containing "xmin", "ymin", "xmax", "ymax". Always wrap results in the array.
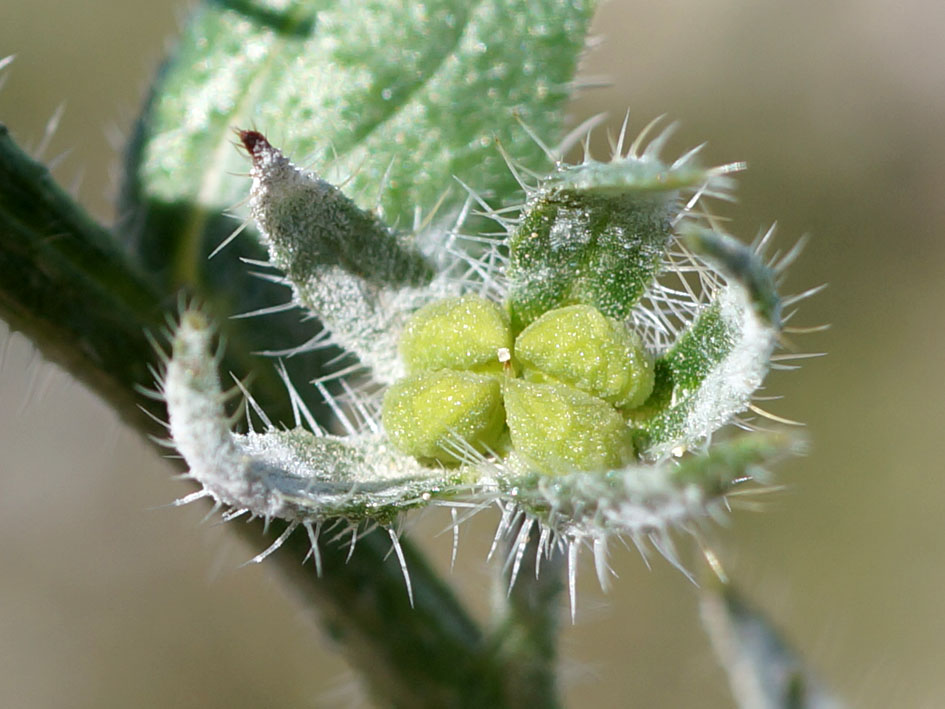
[{"xmin": 237, "ymin": 129, "xmax": 270, "ymax": 158}]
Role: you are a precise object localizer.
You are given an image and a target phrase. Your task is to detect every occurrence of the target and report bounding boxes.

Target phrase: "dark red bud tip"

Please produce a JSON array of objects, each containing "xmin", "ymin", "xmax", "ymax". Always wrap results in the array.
[{"xmin": 238, "ymin": 129, "xmax": 271, "ymax": 157}]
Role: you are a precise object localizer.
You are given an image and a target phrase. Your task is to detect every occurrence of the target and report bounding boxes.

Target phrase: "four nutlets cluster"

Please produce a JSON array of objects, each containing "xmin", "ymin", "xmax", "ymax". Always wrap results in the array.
[
  {"xmin": 384, "ymin": 296, "xmax": 654, "ymax": 475},
  {"xmin": 162, "ymin": 123, "xmax": 793, "ymax": 587}
]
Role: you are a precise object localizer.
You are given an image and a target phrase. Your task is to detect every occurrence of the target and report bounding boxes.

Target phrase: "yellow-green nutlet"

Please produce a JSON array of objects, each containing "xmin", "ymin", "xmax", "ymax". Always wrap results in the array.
[
  {"xmin": 514, "ymin": 304, "xmax": 654, "ymax": 409},
  {"xmin": 504, "ymin": 379, "xmax": 634, "ymax": 475},
  {"xmin": 399, "ymin": 295, "xmax": 514, "ymax": 375},
  {"xmin": 382, "ymin": 370, "xmax": 506, "ymax": 464}
]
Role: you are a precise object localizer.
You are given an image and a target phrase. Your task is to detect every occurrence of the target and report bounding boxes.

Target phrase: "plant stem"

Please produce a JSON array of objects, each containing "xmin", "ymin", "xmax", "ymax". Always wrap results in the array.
[
  {"xmin": 0, "ymin": 122, "xmax": 168, "ymax": 429},
  {"xmin": 270, "ymin": 523, "xmax": 511, "ymax": 708},
  {"xmin": 489, "ymin": 520, "xmax": 565, "ymax": 708}
]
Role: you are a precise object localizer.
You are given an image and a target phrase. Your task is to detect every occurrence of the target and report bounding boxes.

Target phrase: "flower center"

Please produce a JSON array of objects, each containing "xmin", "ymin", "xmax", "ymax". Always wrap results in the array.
[{"xmin": 382, "ymin": 295, "xmax": 655, "ymax": 474}]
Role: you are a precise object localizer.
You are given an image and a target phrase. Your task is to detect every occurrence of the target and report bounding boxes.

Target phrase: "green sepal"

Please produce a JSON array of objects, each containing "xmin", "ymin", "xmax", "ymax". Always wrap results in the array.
[
  {"xmin": 630, "ymin": 228, "xmax": 781, "ymax": 459},
  {"xmin": 241, "ymin": 132, "xmax": 435, "ymax": 383},
  {"xmin": 670, "ymin": 430, "xmax": 798, "ymax": 493},
  {"xmin": 238, "ymin": 429, "xmax": 469, "ymax": 524},
  {"xmin": 506, "ymin": 157, "xmax": 726, "ymax": 331},
  {"xmin": 505, "ymin": 431, "xmax": 795, "ymax": 537},
  {"xmin": 165, "ymin": 307, "xmax": 472, "ymax": 525},
  {"xmin": 685, "ymin": 226, "xmax": 781, "ymax": 327},
  {"xmin": 241, "ymin": 130, "xmax": 433, "ymax": 291}
]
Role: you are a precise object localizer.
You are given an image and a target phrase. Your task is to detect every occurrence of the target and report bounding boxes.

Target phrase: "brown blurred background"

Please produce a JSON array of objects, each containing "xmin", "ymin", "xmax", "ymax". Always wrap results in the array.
[{"xmin": 1, "ymin": 0, "xmax": 944, "ymax": 706}]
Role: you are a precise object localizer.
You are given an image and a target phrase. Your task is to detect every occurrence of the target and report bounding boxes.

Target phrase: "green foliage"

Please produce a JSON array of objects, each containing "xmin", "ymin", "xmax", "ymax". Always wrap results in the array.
[{"xmin": 124, "ymin": 0, "xmax": 598, "ymax": 287}]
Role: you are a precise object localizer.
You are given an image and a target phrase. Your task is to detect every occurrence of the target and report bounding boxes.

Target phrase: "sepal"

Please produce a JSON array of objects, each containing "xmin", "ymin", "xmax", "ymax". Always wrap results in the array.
[
  {"xmin": 506, "ymin": 140, "xmax": 737, "ymax": 330},
  {"xmin": 631, "ymin": 227, "xmax": 781, "ymax": 460}
]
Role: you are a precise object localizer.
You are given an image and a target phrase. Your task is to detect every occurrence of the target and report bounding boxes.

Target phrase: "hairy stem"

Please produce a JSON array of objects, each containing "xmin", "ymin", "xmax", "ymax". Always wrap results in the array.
[
  {"xmin": 0, "ymin": 122, "xmax": 167, "ymax": 429},
  {"xmin": 489, "ymin": 521, "xmax": 566, "ymax": 708},
  {"xmin": 272, "ymin": 524, "xmax": 510, "ymax": 709}
]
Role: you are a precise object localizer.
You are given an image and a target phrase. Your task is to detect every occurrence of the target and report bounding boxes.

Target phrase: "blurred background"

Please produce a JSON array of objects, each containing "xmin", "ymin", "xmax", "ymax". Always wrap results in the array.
[{"xmin": 1, "ymin": 0, "xmax": 943, "ymax": 706}]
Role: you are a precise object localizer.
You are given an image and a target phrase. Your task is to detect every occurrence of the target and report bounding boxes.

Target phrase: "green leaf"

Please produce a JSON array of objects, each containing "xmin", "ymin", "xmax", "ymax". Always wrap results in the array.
[
  {"xmin": 121, "ymin": 0, "xmax": 598, "ymax": 420},
  {"xmin": 631, "ymin": 228, "xmax": 781, "ymax": 460},
  {"xmin": 123, "ymin": 0, "xmax": 597, "ymax": 289}
]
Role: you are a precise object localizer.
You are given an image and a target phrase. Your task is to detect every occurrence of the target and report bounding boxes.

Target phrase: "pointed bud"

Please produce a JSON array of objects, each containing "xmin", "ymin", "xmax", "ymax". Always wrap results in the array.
[{"xmin": 239, "ymin": 130, "xmax": 435, "ymax": 381}]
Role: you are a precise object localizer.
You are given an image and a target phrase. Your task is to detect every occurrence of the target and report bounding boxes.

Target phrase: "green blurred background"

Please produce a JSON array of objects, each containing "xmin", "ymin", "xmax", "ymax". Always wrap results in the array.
[{"xmin": 1, "ymin": 0, "xmax": 943, "ymax": 706}]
